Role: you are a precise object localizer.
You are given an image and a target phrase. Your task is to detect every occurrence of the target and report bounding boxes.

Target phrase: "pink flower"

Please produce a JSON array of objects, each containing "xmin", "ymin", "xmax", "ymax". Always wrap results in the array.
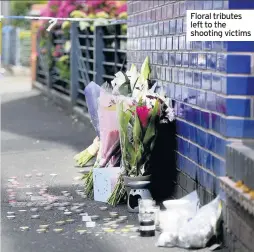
[
  {"xmin": 66, "ymin": 5, "xmax": 77, "ymax": 14},
  {"xmin": 48, "ymin": 0, "xmax": 61, "ymax": 6},
  {"xmin": 136, "ymin": 106, "xmax": 150, "ymax": 128},
  {"xmin": 116, "ymin": 3, "xmax": 127, "ymax": 15},
  {"xmin": 40, "ymin": 7, "xmax": 55, "ymax": 17},
  {"xmin": 52, "ymin": 51, "xmax": 61, "ymax": 57},
  {"xmin": 107, "ymin": 0, "xmax": 116, "ymax": 5},
  {"xmin": 41, "ymin": 48, "xmax": 47, "ymax": 54},
  {"xmin": 38, "ymin": 25, "xmax": 45, "ymax": 31},
  {"xmin": 86, "ymin": 0, "xmax": 104, "ymax": 8}
]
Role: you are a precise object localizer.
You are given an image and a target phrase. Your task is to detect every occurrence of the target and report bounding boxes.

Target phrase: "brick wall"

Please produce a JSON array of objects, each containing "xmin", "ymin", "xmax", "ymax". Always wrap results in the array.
[
  {"xmin": 223, "ymin": 196, "xmax": 254, "ymax": 251},
  {"xmin": 127, "ymin": 0, "xmax": 254, "ymax": 202},
  {"xmin": 127, "ymin": 1, "xmax": 254, "ymax": 250}
]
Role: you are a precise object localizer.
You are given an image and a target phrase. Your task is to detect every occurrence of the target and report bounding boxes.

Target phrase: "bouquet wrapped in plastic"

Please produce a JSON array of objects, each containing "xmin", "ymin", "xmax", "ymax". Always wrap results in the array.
[
  {"xmin": 74, "ymin": 137, "xmax": 100, "ymax": 167},
  {"xmin": 74, "ymin": 82, "xmax": 101, "ymax": 167},
  {"xmin": 84, "ymin": 85, "xmax": 122, "ymax": 198},
  {"xmin": 107, "ymin": 57, "xmax": 175, "ymax": 206},
  {"xmin": 107, "ymin": 97, "xmax": 161, "ymax": 206},
  {"xmin": 84, "ymin": 81, "xmax": 100, "ymax": 137},
  {"xmin": 96, "ymin": 88, "xmax": 120, "ymax": 167}
]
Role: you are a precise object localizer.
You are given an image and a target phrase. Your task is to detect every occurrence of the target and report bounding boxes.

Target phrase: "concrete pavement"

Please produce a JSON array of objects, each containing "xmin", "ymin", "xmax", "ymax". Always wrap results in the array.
[{"xmin": 1, "ymin": 75, "xmax": 211, "ymax": 252}]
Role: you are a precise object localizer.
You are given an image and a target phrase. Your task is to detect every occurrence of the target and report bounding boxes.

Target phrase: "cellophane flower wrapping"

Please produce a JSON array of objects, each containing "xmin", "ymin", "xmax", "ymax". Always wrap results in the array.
[
  {"xmin": 84, "ymin": 81, "xmax": 101, "ymax": 137},
  {"xmin": 107, "ymin": 96, "xmax": 161, "ymax": 206},
  {"xmin": 96, "ymin": 88, "xmax": 120, "ymax": 167},
  {"xmin": 116, "ymin": 97, "xmax": 160, "ymax": 177},
  {"xmin": 108, "ymin": 57, "xmax": 175, "ymax": 206},
  {"xmin": 74, "ymin": 137, "xmax": 100, "ymax": 167}
]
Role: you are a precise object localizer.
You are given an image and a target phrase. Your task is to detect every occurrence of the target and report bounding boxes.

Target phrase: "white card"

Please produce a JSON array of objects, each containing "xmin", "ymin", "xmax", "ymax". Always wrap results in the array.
[
  {"xmin": 82, "ymin": 216, "xmax": 91, "ymax": 222},
  {"xmin": 86, "ymin": 221, "xmax": 96, "ymax": 228}
]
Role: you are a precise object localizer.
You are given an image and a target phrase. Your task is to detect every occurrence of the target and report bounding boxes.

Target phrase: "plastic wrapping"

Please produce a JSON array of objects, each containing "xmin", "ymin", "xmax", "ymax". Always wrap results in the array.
[
  {"xmin": 163, "ymin": 190, "xmax": 200, "ymax": 210},
  {"xmin": 97, "ymin": 88, "xmax": 120, "ymax": 167},
  {"xmin": 84, "ymin": 81, "xmax": 101, "ymax": 137},
  {"xmin": 177, "ymin": 196, "xmax": 222, "ymax": 248},
  {"xmin": 74, "ymin": 137, "xmax": 100, "ymax": 167},
  {"xmin": 159, "ymin": 191, "xmax": 200, "ymax": 233},
  {"xmin": 157, "ymin": 196, "xmax": 222, "ymax": 249}
]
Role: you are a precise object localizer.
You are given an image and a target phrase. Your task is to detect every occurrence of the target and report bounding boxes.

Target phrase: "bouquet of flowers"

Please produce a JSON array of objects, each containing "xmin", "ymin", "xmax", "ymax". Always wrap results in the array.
[
  {"xmin": 83, "ymin": 83, "xmax": 122, "ymax": 198},
  {"xmin": 76, "ymin": 57, "xmax": 175, "ymax": 204},
  {"xmin": 107, "ymin": 57, "xmax": 175, "ymax": 206},
  {"xmin": 118, "ymin": 99, "xmax": 160, "ymax": 176},
  {"xmin": 74, "ymin": 137, "xmax": 100, "ymax": 167},
  {"xmin": 74, "ymin": 82, "xmax": 100, "ymax": 168}
]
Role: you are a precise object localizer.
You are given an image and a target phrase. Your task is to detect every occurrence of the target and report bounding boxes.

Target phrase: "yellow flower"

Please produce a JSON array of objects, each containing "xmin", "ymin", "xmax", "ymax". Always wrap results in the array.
[
  {"xmin": 249, "ymin": 191, "xmax": 254, "ymax": 200},
  {"xmin": 241, "ymin": 185, "xmax": 250, "ymax": 193},
  {"xmin": 88, "ymin": 13, "xmax": 96, "ymax": 19},
  {"xmin": 70, "ymin": 10, "xmax": 87, "ymax": 18},
  {"xmin": 61, "ymin": 21, "xmax": 70, "ymax": 30},
  {"xmin": 118, "ymin": 12, "xmax": 127, "ymax": 19},
  {"xmin": 235, "ymin": 180, "xmax": 243, "ymax": 188},
  {"xmin": 96, "ymin": 11, "xmax": 109, "ymax": 19}
]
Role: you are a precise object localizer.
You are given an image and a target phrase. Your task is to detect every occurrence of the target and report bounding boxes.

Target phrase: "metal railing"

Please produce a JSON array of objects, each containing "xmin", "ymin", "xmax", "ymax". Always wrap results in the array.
[
  {"xmin": 36, "ymin": 35, "xmax": 50, "ymax": 86},
  {"xmin": 1, "ymin": 25, "xmax": 31, "ymax": 67},
  {"xmin": 18, "ymin": 30, "xmax": 31, "ymax": 67},
  {"xmin": 51, "ymin": 26, "xmax": 70, "ymax": 96},
  {"xmin": 35, "ymin": 22, "xmax": 127, "ymax": 111},
  {"xmin": 2, "ymin": 26, "xmax": 17, "ymax": 65}
]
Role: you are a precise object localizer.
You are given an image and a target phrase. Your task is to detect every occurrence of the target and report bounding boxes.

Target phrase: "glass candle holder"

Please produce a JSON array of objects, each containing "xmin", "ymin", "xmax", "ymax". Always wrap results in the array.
[
  {"xmin": 138, "ymin": 199, "xmax": 155, "ymax": 214},
  {"xmin": 138, "ymin": 212, "xmax": 156, "ymax": 237},
  {"xmin": 146, "ymin": 205, "xmax": 160, "ymax": 227}
]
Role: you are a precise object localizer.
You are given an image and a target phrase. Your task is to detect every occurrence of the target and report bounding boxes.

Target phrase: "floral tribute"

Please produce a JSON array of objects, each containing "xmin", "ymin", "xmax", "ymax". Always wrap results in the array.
[
  {"xmin": 73, "ymin": 57, "xmax": 175, "ymax": 205},
  {"xmin": 107, "ymin": 58, "xmax": 175, "ymax": 206}
]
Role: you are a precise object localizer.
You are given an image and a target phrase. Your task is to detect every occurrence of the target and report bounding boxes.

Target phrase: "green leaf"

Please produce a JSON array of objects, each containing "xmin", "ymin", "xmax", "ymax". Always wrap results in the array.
[
  {"xmin": 126, "ymin": 142, "xmax": 135, "ymax": 167},
  {"xmin": 143, "ymin": 99, "xmax": 159, "ymax": 146},
  {"xmin": 118, "ymin": 103, "xmax": 131, "ymax": 166},
  {"xmin": 128, "ymin": 64, "xmax": 140, "ymax": 91},
  {"xmin": 118, "ymin": 103, "xmax": 137, "ymax": 171},
  {"xmin": 140, "ymin": 56, "xmax": 151, "ymax": 82},
  {"xmin": 133, "ymin": 113, "xmax": 142, "ymax": 147},
  {"xmin": 135, "ymin": 144, "xmax": 144, "ymax": 175},
  {"xmin": 39, "ymin": 39, "xmax": 46, "ymax": 48},
  {"xmin": 117, "ymin": 82, "xmax": 131, "ymax": 96},
  {"xmin": 120, "ymin": 107, "xmax": 132, "ymax": 133},
  {"xmin": 79, "ymin": 21, "xmax": 89, "ymax": 31}
]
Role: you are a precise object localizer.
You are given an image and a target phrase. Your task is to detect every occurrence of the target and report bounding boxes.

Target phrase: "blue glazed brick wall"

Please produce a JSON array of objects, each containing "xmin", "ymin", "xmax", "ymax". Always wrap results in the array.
[{"xmin": 127, "ymin": 0, "xmax": 254, "ymax": 204}]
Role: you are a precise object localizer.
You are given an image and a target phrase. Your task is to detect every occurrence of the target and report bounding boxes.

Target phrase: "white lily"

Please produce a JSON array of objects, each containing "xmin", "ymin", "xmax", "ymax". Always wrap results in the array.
[
  {"xmin": 64, "ymin": 41, "xmax": 71, "ymax": 53},
  {"xmin": 126, "ymin": 64, "xmax": 140, "ymax": 91},
  {"xmin": 165, "ymin": 107, "xmax": 175, "ymax": 122},
  {"xmin": 132, "ymin": 57, "xmax": 150, "ymax": 101},
  {"xmin": 111, "ymin": 71, "xmax": 129, "ymax": 95}
]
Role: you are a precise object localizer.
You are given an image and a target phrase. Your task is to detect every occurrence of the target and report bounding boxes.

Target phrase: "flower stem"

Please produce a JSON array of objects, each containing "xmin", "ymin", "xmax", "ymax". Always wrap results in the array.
[{"xmin": 107, "ymin": 175, "xmax": 125, "ymax": 206}]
